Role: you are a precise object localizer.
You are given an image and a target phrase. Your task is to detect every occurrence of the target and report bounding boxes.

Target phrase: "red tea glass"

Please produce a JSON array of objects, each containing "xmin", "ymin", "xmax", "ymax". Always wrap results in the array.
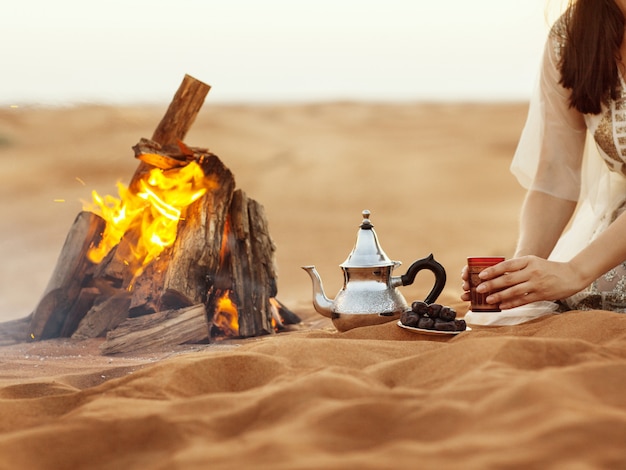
[{"xmin": 467, "ymin": 257, "xmax": 505, "ymax": 312}]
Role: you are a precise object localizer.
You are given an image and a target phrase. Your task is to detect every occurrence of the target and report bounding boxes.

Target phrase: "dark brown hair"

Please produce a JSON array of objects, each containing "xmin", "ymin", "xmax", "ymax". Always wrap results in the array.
[{"xmin": 559, "ymin": 0, "xmax": 625, "ymax": 114}]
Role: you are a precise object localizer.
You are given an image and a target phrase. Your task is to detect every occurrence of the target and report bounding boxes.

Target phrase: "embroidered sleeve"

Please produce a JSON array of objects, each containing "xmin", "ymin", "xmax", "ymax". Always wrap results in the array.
[{"xmin": 510, "ymin": 22, "xmax": 587, "ymax": 202}]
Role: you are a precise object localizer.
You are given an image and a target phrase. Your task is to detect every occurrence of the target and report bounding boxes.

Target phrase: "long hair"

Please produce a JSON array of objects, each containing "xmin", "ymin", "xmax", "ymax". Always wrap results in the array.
[{"xmin": 558, "ymin": 0, "xmax": 625, "ymax": 114}]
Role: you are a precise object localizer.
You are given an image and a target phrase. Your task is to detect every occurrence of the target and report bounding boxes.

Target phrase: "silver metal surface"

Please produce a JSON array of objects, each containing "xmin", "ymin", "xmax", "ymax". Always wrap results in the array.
[
  {"xmin": 302, "ymin": 209, "xmax": 410, "ymax": 332},
  {"xmin": 340, "ymin": 210, "xmax": 396, "ymax": 268}
]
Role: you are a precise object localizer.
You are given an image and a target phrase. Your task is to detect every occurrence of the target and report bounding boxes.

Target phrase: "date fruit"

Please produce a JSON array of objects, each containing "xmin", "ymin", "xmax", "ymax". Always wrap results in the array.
[{"xmin": 401, "ymin": 301, "xmax": 466, "ymax": 332}]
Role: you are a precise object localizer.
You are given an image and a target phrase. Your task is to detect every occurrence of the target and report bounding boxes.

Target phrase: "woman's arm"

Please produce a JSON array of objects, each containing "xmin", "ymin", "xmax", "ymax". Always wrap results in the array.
[
  {"xmin": 478, "ymin": 207, "xmax": 626, "ymax": 309},
  {"xmin": 514, "ymin": 189, "xmax": 577, "ymax": 258}
]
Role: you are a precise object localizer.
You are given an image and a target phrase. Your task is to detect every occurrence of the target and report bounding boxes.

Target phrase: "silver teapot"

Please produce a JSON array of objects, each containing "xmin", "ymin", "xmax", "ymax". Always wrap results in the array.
[{"xmin": 302, "ymin": 210, "xmax": 447, "ymax": 331}]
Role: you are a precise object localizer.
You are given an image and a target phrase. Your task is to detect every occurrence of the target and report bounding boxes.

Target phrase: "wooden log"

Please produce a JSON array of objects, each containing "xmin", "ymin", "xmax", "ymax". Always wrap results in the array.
[
  {"xmin": 28, "ymin": 212, "xmax": 105, "ymax": 340},
  {"xmin": 133, "ymin": 138, "xmax": 189, "ymax": 169},
  {"xmin": 130, "ymin": 75, "xmax": 211, "ymax": 188},
  {"xmin": 270, "ymin": 298, "xmax": 302, "ymax": 330},
  {"xmin": 129, "ymin": 154, "xmax": 236, "ymax": 315},
  {"xmin": 94, "ymin": 228, "xmax": 141, "ymax": 289},
  {"xmin": 126, "ymin": 250, "xmax": 169, "ymax": 316},
  {"xmin": 0, "ymin": 315, "xmax": 32, "ymax": 346},
  {"xmin": 72, "ymin": 292, "xmax": 131, "ymax": 339},
  {"xmin": 100, "ymin": 304, "xmax": 208, "ymax": 355},
  {"xmin": 132, "ymin": 138, "xmax": 212, "ymax": 170},
  {"xmin": 224, "ymin": 190, "xmax": 277, "ymax": 338},
  {"xmin": 59, "ymin": 287, "xmax": 100, "ymax": 337},
  {"xmin": 248, "ymin": 198, "xmax": 279, "ymax": 298},
  {"xmin": 162, "ymin": 155, "xmax": 236, "ymax": 304}
]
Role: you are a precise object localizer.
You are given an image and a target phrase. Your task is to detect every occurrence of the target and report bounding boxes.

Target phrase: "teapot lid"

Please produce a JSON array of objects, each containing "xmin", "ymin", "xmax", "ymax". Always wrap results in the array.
[{"xmin": 340, "ymin": 210, "xmax": 394, "ymax": 268}]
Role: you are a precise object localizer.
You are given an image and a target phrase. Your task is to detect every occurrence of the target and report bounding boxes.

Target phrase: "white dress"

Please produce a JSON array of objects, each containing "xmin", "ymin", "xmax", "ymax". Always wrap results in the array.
[{"xmin": 511, "ymin": 18, "xmax": 626, "ymax": 312}]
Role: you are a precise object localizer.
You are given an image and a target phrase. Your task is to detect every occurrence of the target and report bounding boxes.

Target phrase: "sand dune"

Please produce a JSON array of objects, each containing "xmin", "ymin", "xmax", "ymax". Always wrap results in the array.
[{"xmin": 1, "ymin": 102, "xmax": 625, "ymax": 469}]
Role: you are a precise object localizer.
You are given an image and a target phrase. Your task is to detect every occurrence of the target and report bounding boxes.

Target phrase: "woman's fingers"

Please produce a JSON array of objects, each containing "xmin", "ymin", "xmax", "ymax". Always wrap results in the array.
[
  {"xmin": 477, "ymin": 270, "xmax": 529, "ymax": 296},
  {"xmin": 478, "ymin": 257, "xmax": 528, "ymax": 281},
  {"xmin": 485, "ymin": 281, "xmax": 533, "ymax": 304}
]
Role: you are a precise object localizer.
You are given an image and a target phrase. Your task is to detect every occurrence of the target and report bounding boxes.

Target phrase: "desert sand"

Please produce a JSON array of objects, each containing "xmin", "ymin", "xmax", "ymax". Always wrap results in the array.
[{"xmin": 0, "ymin": 100, "xmax": 625, "ymax": 469}]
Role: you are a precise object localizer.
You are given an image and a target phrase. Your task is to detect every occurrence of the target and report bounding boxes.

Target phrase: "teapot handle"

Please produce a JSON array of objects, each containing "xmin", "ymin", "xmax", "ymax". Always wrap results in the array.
[{"xmin": 400, "ymin": 253, "xmax": 447, "ymax": 304}]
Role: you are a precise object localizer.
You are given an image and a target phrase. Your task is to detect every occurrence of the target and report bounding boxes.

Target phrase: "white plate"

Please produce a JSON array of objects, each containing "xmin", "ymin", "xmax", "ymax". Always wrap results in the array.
[{"xmin": 397, "ymin": 320, "xmax": 471, "ymax": 336}]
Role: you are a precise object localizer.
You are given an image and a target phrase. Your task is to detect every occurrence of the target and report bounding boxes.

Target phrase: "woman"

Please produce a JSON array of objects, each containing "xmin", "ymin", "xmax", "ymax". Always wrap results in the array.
[{"xmin": 462, "ymin": 0, "xmax": 626, "ymax": 313}]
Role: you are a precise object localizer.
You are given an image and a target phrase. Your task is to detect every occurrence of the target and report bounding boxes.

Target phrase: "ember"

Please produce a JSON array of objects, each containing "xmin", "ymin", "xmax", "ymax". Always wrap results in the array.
[{"xmin": 212, "ymin": 292, "xmax": 239, "ymax": 338}]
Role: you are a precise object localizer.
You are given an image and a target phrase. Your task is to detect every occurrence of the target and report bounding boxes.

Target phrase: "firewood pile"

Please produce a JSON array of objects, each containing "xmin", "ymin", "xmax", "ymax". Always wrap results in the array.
[{"xmin": 0, "ymin": 75, "xmax": 300, "ymax": 354}]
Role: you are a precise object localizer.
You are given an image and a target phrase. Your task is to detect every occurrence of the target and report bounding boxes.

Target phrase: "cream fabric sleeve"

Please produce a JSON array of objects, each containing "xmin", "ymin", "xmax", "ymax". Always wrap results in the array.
[{"xmin": 510, "ymin": 31, "xmax": 587, "ymax": 202}]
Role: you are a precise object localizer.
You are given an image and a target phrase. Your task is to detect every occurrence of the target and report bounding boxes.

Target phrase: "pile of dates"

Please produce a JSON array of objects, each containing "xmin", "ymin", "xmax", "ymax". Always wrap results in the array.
[{"xmin": 400, "ymin": 301, "xmax": 467, "ymax": 332}]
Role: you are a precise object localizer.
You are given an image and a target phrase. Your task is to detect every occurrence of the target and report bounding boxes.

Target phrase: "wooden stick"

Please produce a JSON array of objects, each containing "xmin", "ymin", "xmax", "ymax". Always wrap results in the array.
[
  {"xmin": 152, "ymin": 75, "xmax": 211, "ymax": 145},
  {"xmin": 130, "ymin": 75, "xmax": 211, "ymax": 187}
]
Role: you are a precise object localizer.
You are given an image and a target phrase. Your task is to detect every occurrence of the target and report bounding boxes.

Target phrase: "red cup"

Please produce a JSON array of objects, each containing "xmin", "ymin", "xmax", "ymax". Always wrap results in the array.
[{"xmin": 467, "ymin": 256, "xmax": 505, "ymax": 312}]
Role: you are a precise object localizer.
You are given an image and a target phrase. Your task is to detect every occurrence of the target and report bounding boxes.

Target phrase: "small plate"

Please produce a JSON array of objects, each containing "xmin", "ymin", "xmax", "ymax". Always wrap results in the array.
[{"xmin": 397, "ymin": 320, "xmax": 471, "ymax": 336}]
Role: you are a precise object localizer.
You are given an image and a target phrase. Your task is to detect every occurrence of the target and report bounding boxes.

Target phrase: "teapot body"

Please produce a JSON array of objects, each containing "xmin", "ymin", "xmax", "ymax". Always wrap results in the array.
[{"xmin": 330, "ymin": 266, "xmax": 408, "ymax": 331}]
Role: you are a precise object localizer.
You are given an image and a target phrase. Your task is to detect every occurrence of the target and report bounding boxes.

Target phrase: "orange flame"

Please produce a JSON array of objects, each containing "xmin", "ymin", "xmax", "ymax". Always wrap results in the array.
[
  {"xmin": 269, "ymin": 297, "xmax": 286, "ymax": 331},
  {"xmin": 213, "ymin": 291, "xmax": 239, "ymax": 337},
  {"xmin": 84, "ymin": 161, "xmax": 212, "ymax": 271}
]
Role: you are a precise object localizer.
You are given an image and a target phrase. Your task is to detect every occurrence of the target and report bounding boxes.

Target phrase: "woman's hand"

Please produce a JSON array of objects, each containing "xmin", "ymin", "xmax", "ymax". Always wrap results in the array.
[{"xmin": 466, "ymin": 256, "xmax": 587, "ymax": 309}]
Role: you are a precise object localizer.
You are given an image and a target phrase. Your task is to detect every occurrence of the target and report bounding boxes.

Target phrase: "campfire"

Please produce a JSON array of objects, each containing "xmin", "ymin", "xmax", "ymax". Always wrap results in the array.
[{"xmin": 1, "ymin": 75, "xmax": 299, "ymax": 354}]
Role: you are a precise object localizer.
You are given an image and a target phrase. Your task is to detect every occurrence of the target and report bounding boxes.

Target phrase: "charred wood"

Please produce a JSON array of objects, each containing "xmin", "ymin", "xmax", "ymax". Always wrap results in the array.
[
  {"xmin": 0, "ymin": 315, "xmax": 32, "ymax": 346},
  {"xmin": 59, "ymin": 287, "xmax": 100, "ymax": 337},
  {"xmin": 100, "ymin": 304, "xmax": 208, "ymax": 355},
  {"xmin": 216, "ymin": 190, "xmax": 278, "ymax": 339},
  {"xmin": 129, "ymin": 154, "xmax": 236, "ymax": 315},
  {"xmin": 270, "ymin": 298, "xmax": 302, "ymax": 330},
  {"xmin": 28, "ymin": 212, "xmax": 105, "ymax": 340},
  {"xmin": 72, "ymin": 292, "xmax": 131, "ymax": 339},
  {"xmin": 132, "ymin": 138, "xmax": 214, "ymax": 170}
]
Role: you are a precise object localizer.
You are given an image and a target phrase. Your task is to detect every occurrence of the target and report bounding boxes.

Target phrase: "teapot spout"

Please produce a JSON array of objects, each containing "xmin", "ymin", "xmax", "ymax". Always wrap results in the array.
[{"xmin": 301, "ymin": 266, "xmax": 334, "ymax": 318}]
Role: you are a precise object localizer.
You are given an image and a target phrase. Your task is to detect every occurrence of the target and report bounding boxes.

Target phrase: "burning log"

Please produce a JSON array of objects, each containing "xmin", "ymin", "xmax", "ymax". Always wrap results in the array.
[
  {"xmin": 29, "ymin": 212, "xmax": 105, "ymax": 340},
  {"xmin": 1, "ymin": 74, "xmax": 300, "ymax": 351},
  {"xmin": 132, "ymin": 138, "xmax": 208, "ymax": 170},
  {"xmin": 221, "ymin": 190, "xmax": 277, "ymax": 337},
  {"xmin": 100, "ymin": 304, "xmax": 209, "ymax": 355},
  {"xmin": 128, "ymin": 153, "xmax": 236, "ymax": 316}
]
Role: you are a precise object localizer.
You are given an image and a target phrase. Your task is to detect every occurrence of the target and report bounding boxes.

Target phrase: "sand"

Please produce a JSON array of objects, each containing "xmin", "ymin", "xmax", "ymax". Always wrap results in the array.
[{"xmin": 1, "ymin": 102, "xmax": 625, "ymax": 469}]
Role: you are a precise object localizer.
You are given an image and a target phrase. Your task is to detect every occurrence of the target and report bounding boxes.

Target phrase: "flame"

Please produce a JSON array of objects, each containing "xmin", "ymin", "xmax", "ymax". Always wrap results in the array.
[
  {"xmin": 84, "ymin": 161, "xmax": 210, "ymax": 270},
  {"xmin": 212, "ymin": 296, "xmax": 287, "ymax": 337},
  {"xmin": 269, "ymin": 297, "xmax": 286, "ymax": 331},
  {"xmin": 212, "ymin": 291, "xmax": 239, "ymax": 337}
]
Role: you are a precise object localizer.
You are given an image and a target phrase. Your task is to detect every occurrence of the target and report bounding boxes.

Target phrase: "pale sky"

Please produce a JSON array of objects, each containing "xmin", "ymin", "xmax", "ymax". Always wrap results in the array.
[{"xmin": 2, "ymin": 1, "xmax": 562, "ymax": 105}]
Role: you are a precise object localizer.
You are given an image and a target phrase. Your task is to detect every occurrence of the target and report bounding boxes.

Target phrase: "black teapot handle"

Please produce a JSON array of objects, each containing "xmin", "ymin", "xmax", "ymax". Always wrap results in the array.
[{"xmin": 400, "ymin": 253, "xmax": 447, "ymax": 305}]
